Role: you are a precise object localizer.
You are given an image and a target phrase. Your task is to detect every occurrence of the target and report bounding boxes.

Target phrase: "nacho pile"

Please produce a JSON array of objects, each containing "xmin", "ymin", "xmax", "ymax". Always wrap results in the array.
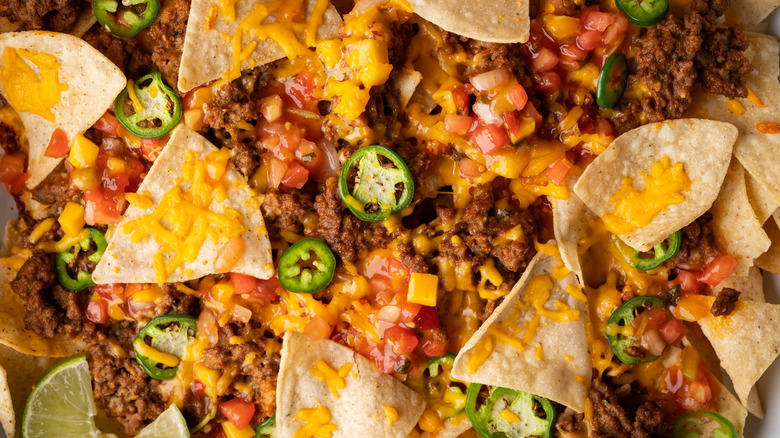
[{"xmin": 1, "ymin": 0, "xmax": 780, "ymax": 437}]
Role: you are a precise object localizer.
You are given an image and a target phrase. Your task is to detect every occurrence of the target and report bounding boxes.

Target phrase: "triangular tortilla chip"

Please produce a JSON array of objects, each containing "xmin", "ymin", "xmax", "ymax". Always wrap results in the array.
[
  {"xmin": 665, "ymin": 345, "xmax": 748, "ymax": 436},
  {"xmin": 755, "ymin": 213, "xmax": 780, "ymax": 274},
  {"xmin": 552, "ymin": 182, "xmax": 591, "ymax": 283},
  {"xmin": 0, "ymin": 344, "xmax": 56, "ymax": 436},
  {"xmin": 573, "ymin": 119, "xmax": 737, "ymax": 251},
  {"xmin": 407, "ymin": 0, "xmax": 529, "ymax": 43},
  {"xmin": 451, "ymin": 253, "xmax": 591, "ymax": 412},
  {"xmin": 0, "ymin": 365, "xmax": 12, "ymax": 438},
  {"xmin": 0, "ymin": 265, "xmax": 87, "ymax": 356},
  {"xmin": 178, "ymin": 0, "xmax": 343, "ymax": 92},
  {"xmin": 714, "ymin": 266, "xmax": 765, "ymax": 303},
  {"xmin": 93, "ymin": 125, "xmax": 273, "ymax": 284},
  {"xmin": 726, "ymin": 0, "xmax": 780, "ymax": 30},
  {"xmin": 709, "ymin": 159, "xmax": 770, "ymax": 277},
  {"xmin": 745, "ymin": 172, "xmax": 778, "ymax": 225},
  {"xmin": 0, "ymin": 31, "xmax": 126, "ymax": 189},
  {"xmin": 277, "ymin": 331, "xmax": 425, "ymax": 438},
  {"xmin": 694, "ymin": 34, "xmax": 780, "ymax": 207},
  {"xmin": 698, "ymin": 300, "xmax": 780, "ymax": 411}
]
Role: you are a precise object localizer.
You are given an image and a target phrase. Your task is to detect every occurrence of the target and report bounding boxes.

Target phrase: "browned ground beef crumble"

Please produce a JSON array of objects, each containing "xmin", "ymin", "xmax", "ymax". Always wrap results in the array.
[
  {"xmin": 711, "ymin": 287, "xmax": 741, "ymax": 317},
  {"xmin": 1, "ymin": 0, "xmax": 85, "ymax": 32}
]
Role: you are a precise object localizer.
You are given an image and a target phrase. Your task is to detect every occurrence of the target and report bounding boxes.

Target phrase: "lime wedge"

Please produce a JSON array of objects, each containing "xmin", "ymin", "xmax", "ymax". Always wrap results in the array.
[
  {"xmin": 136, "ymin": 404, "xmax": 190, "ymax": 438},
  {"xmin": 22, "ymin": 354, "xmax": 101, "ymax": 438}
]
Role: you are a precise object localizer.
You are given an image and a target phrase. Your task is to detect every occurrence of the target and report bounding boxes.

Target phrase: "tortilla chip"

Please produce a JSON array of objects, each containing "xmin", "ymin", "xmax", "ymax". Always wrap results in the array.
[
  {"xmin": 437, "ymin": 415, "xmax": 473, "ymax": 438},
  {"xmin": 392, "ymin": 69, "xmax": 422, "ymax": 109},
  {"xmin": 93, "ymin": 125, "xmax": 273, "ymax": 284},
  {"xmin": 755, "ymin": 214, "xmax": 780, "ymax": 274},
  {"xmin": 178, "ymin": 0, "xmax": 343, "ymax": 92},
  {"xmin": 0, "ymin": 344, "xmax": 56, "ymax": 437},
  {"xmin": 726, "ymin": 0, "xmax": 780, "ymax": 30},
  {"xmin": 714, "ymin": 266, "xmax": 765, "ymax": 303},
  {"xmin": 698, "ymin": 300, "xmax": 780, "ymax": 411},
  {"xmin": 695, "ymin": 34, "xmax": 780, "ymax": 207},
  {"xmin": 0, "ymin": 365, "xmax": 12, "ymax": 438},
  {"xmin": 573, "ymin": 119, "xmax": 737, "ymax": 251},
  {"xmin": 551, "ymin": 186, "xmax": 591, "ymax": 283},
  {"xmin": 407, "ymin": 0, "xmax": 529, "ymax": 43},
  {"xmin": 277, "ymin": 331, "xmax": 425, "ymax": 438},
  {"xmin": 0, "ymin": 265, "xmax": 87, "ymax": 356},
  {"xmin": 0, "ymin": 31, "xmax": 126, "ymax": 189},
  {"xmin": 451, "ymin": 253, "xmax": 591, "ymax": 412},
  {"xmin": 709, "ymin": 159, "xmax": 770, "ymax": 277},
  {"xmin": 745, "ymin": 172, "xmax": 778, "ymax": 225}
]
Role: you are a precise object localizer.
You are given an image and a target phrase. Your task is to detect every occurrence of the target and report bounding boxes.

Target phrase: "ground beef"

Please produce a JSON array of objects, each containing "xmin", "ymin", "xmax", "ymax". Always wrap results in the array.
[
  {"xmin": 88, "ymin": 323, "xmax": 167, "ymax": 436},
  {"xmin": 308, "ymin": 177, "xmax": 392, "ymax": 263},
  {"xmin": 201, "ymin": 321, "xmax": 279, "ymax": 422},
  {"xmin": 664, "ymin": 213, "xmax": 720, "ymax": 272},
  {"xmin": 10, "ymin": 250, "xmax": 91, "ymax": 338},
  {"xmin": 633, "ymin": 0, "xmax": 750, "ymax": 122},
  {"xmin": 153, "ymin": 284, "xmax": 199, "ymax": 317},
  {"xmin": 556, "ymin": 408, "xmax": 585, "ymax": 435},
  {"xmin": 1, "ymin": 0, "xmax": 84, "ymax": 32},
  {"xmin": 548, "ymin": 0, "xmax": 579, "ymax": 15},
  {"xmin": 608, "ymin": 101, "xmax": 643, "ymax": 135},
  {"xmin": 441, "ymin": 31, "xmax": 528, "ymax": 79},
  {"xmin": 711, "ymin": 287, "xmax": 741, "ymax": 317},
  {"xmin": 29, "ymin": 164, "xmax": 80, "ymax": 208},
  {"xmin": 589, "ymin": 380, "xmax": 672, "ymax": 438},
  {"xmin": 82, "ymin": 26, "xmax": 152, "ymax": 78},
  {"xmin": 147, "ymin": 0, "xmax": 190, "ymax": 88},
  {"xmin": 397, "ymin": 240, "xmax": 431, "ymax": 273},
  {"xmin": 0, "ymin": 122, "xmax": 20, "ymax": 153},
  {"xmin": 261, "ymin": 187, "xmax": 315, "ymax": 236}
]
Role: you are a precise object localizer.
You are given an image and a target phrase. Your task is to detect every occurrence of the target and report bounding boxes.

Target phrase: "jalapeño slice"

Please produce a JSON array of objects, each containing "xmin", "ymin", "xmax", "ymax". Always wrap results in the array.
[
  {"xmin": 671, "ymin": 410, "xmax": 737, "ymax": 438},
  {"xmin": 622, "ymin": 231, "xmax": 682, "ymax": 271},
  {"xmin": 55, "ymin": 228, "xmax": 108, "ymax": 292},
  {"xmin": 426, "ymin": 353, "xmax": 466, "ymax": 419},
  {"xmin": 616, "ymin": 0, "xmax": 670, "ymax": 27},
  {"xmin": 606, "ymin": 296, "xmax": 665, "ymax": 364},
  {"xmin": 115, "ymin": 72, "xmax": 182, "ymax": 139},
  {"xmin": 278, "ymin": 238, "xmax": 336, "ymax": 294},
  {"xmin": 596, "ymin": 54, "xmax": 628, "ymax": 109},
  {"xmin": 338, "ymin": 145, "xmax": 414, "ymax": 222},
  {"xmin": 465, "ymin": 383, "xmax": 556, "ymax": 438},
  {"xmin": 93, "ymin": 0, "xmax": 161, "ymax": 39},
  {"xmin": 133, "ymin": 314, "xmax": 197, "ymax": 380},
  {"xmin": 255, "ymin": 414, "xmax": 277, "ymax": 437}
]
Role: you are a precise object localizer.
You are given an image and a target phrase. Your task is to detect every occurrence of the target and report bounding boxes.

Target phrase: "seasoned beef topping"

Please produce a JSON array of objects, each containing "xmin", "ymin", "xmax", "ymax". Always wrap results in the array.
[
  {"xmin": 147, "ymin": 0, "xmax": 191, "ymax": 88},
  {"xmin": 664, "ymin": 213, "xmax": 720, "ymax": 272},
  {"xmin": 0, "ymin": 122, "xmax": 20, "ymax": 154},
  {"xmin": 711, "ymin": 287, "xmax": 741, "ymax": 317},
  {"xmin": 83, "ymin": 26, "xmax": 152, "ymax": 78},
  {"xmin": 29, "ymin": 165, "xmax": 80, "ymax": 208},
  {"xmin": 589, "ymin": 380, "xmax": 672, "ymax": 438},
  {"xmin": 0, "ymin": 0, "xmax": 85, "ymax": 32}
]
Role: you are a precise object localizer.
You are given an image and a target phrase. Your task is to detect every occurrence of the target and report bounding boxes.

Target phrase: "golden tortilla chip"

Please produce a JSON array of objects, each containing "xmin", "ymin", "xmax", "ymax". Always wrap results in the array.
[
  {"xmin": 276, "ymin": 331, "xmax": 425, "ymax": 438},
  {"xmin": 392, "ymin": 69, "xmax": 422, "ymax": 109},
  {"xmin": 698, "ymin": 300, "xmax": 780, "ymax": 412},
  {"xmin": 551, "ymin": 184, "xmax": 590, "ymax": 283},
  {"xmin": 0, "ymin": 344, "xmax": 56, "ymax": 437},
  {"xmin": 93, "ymin": 125, "xmax": 273, "ymax": 284},
  {"xmin": 695, "ymin": 34, "xmax": 780, "ymax": 206},
  {"xmin": 0, "ymin": 365, "xmax": 12, "ymax": 438},
  {"xmin": 451, "ymin": 253, "xmax": 591, "ymax": 412},
  {"xmin": 178, "ymin": 0, "xmax": 343, "ymax": 92},
  {"xmin": 714, "ymin": 266, "xmax": 765, "ymax": 303},
  {"xmin": 726, "ymin": 0, "xmax": 780, "ymax": 30},
  {"xmin": 0, "ymin": 31, "xmax": 126, "ymax": 189},
  {"xmin": 745, "ymin": 172, "xmax": 778, "ymax": 225},
  {"xmin": 573, "ymin": 119, "xmax": 737, "ymax": 251},
  {"xmin": 755, "ymin": 213, "xmax": 780, "ymax": 274},
  {"xmin": 407, "ymin": 0, "xmax": 529, "ymax": 43},
  {"xmin": 710, "ymin": 159, "xmax": 770, "ymax": 277}
]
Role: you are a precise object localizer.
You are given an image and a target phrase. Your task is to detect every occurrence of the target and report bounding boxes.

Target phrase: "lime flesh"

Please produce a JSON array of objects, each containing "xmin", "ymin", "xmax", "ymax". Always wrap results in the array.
[{"xmin": 136, "ymin": 404, "xmax": 190, "ymax": 438}]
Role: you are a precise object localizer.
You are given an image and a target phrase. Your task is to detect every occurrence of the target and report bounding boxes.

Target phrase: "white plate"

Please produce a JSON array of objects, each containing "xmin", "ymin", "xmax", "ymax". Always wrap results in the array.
[{"xmin": 1, "ymin": 11, "xmax": 780, "ymax": 438}]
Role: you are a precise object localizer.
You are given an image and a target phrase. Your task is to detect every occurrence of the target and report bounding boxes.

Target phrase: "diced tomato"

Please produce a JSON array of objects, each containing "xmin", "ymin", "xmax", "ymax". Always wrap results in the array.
[
  {"xmin": 305, "ymin": 316, "xmax": 333, "ymax": 341},
  {"xmin": 444, "ymin": 114, "xmax": 473, "ymax": 135},
  {"xmin": 583, "ymin": 10, "xmax": 616, "ymax": 31},
  {"xmin": 94, "ymin": 112, "xmax": 120, "ymax": 137},
  {"xmin": 231, "ymin": 273, "xmax": 279, "ymax": 300},
  {"xmin": 398, "ymin": 295, "xmax": 422, "ymax": 323},
  {"xmin": 86, "ymin": 300, "xmax": 109, "ymax": 325},
  {"xmin": 421, "ymin": 337, "xmax": 448, "ymax": 357},
  {"xmin": 533, "ymin": 72, "xmax": 562, "ymax": 94},
  {"xmin": 295, "ymin": 139, "xmax": 324, "ymax": 173},
  {"xmin": 602, "ymin": 14, "xmax": 629, "ymax": 46},
  {"xmin": 84, "ymin": 189, "xmax": 123, "ymax": 225},
  {"xmin": 658, "ymin": 317, "xmax": 685, "ymax": 344},
  {"xmin": 576, "ymin": 30, "xmax": 604, "ymax": 51},
  {"xmin": 219, "ymin": 398, "xmax": 255, "ymax": 430},
  {"xmin": 45, "ymin": 129, "xmax": 70, "ymax": 158},
  {"xmin": 508, "ymin": 85, "xmax": 528, "ymax": 111},
  {"xmin": 547, "ymin": 159, "xmax": 572, "ymax": 185},
  {"xmin": 593, "ymin": 118, "xmax": 616, "ymax": 137},
  {"xmin": 182, "ymin": 85, "xmax": 205, "ymax": 109},
  {"xmin": 472, "ymin": 124, "xmax": 509, "ymax": 155},
  {"xmin": 458, "ymin": 157, "xmax": 483, "ymax": 179},
  {"xmin": 676, "ymin": 270, "xmax": 704, "ymax": 294},
  {"xmin": 530, "ymin": 47, "xmax": 559, "ymax": 74},
  {"xmin": 231, "ymin": 273, "xmax": 262, "ymax": 294},
  {"xmin": 452, "ymin": 87, "xmax": 470, "ymax": 115},
  {"xmin": 280, "ymin": 161, "xmax": 309, "ymax": 189},
  {"xmin": 558, "ymin": 42, "xmax": 589, "ymax": 69},
  {"xmin": 688, "ymin": 379, "xmax": 712, "ymax": 405},
  {"xmin": 139, "ymin": 137, "xmax": 166, "ymax": 161},
  {"xmin": 285, "ymin": 70, "xmax": 315, "ymax": 109},
  {"xmin": 385, "ymin": 325, "xmax": 419, "ymax": 354},
  {"xmin": 415, "ymin": 306, "xmax": 439, "ymax": 331},
  {"xmin": 191, "ymin": 380, "xmax": 206, "ymax": 396},
  {"xmin": 0, "ymin": 151, "xmax": 28, "ymax": 194},
  {"xmin": 698, "ymin": 255, "xmax": 738, "ymax": 286},
  {"xmin": 520, "ymin": 103, "xmax": 543, "ymax": 128},
  {"xmin": 94, "ymin": 284, "xmax": 125, "ymax": 301},
  {"xmin": 372, "ymin": 343, "xmax": 408, "ymax": 374},
  {"xmin": 210, "ymin": 425, "xmax": 227, "ymax": 438}
]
